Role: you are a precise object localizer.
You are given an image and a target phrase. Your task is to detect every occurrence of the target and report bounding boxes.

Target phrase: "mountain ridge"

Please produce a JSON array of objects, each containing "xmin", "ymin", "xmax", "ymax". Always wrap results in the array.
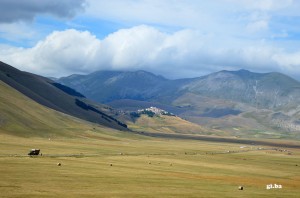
[
  {"xmin": 58, "ymin": 68, "xmax": 300, "ymax": 137},
  {"xmin": 58, "ymin": 68, "xmax": 300, "ymax": 109}
]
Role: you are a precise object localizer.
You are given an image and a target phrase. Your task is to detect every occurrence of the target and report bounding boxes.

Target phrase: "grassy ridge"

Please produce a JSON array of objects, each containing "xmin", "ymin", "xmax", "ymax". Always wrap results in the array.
[
  {"xmin": 0, "ymin": 81, "xmax": 126, "ymax": 138},
  {"xmin": 128, "ymin": 114, "xmax": 227, "ymax": 136}
]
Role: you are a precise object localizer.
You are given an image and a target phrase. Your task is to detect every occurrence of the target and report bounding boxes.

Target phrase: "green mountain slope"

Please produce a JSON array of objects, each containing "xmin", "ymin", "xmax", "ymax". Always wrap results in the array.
[
  {"xmin": 0, "ymin": 61, "xmax": 127, "ymax": 130},
  {"xmin": 0, "ymin": 80, "xmax": 93, "ymax": 137}
]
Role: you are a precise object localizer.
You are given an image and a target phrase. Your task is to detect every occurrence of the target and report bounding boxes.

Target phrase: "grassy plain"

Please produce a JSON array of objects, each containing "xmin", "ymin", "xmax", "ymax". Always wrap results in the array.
[
  {"xmin": 1, "ymin": 80, "xmax": 300, "ymax": 197},
  {"xmin": 0, "ymin": 130, "xmax": 299, "ymax": 198}
]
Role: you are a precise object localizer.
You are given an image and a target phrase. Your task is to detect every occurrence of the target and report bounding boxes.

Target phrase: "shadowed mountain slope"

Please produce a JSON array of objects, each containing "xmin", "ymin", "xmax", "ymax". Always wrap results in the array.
[
  {"xmin": 0, "ymin": 80, "xmax": 90, "ymax": 137},
  {"xmin": 0, "ymin": 61, "xmax": 127, "ymax": 130},
  {"xmin": 58, "ymin": 70, "xmax": 190, "ymax": 103}
]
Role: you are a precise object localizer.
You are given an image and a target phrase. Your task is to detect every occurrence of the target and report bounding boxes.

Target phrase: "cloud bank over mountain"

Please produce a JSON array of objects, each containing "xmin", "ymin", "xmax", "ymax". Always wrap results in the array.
[
  {"xmin": 1, "ymin": 26, "xmax": 300, "ymax": 79},
  {"xmin": 1, "ymin": 0, "xmax": 300, "ymax": 79}
]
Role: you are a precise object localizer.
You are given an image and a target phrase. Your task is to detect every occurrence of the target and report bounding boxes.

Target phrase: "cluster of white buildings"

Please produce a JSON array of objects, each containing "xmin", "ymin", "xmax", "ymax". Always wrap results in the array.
[{"xmin": 137, "ymin": 106, "xmax": 174, "ymax": 116}]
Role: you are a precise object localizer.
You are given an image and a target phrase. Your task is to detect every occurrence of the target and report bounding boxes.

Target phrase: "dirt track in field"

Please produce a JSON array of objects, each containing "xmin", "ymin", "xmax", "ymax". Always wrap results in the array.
[{"xmin": 132, "ymin": 131, "xmax": 300, "ymax": 148}]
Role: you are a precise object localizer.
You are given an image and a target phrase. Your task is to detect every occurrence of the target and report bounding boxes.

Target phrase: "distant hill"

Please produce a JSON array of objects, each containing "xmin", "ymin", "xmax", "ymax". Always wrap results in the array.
[
  {"xmin": 58, "ymin": 69, "xmax": 300, "ymax": 137},
  {"xmin": 127, "ymin": 114, "xmax": 217, "ymax": 136},
  {"xmin": 0, "ymin": 61, "xmax": 127, "ymax": 131},
  {"xmin": 181, "ymin": 69, "xmax": 300, "ymax": 109}
]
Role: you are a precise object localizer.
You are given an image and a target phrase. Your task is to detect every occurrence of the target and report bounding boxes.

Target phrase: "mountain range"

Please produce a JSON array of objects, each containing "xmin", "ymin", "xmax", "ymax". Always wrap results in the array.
[
  {"xmin": 1, "ymin": 59, "xmax": 300, "ymax": 139},
  {"xmin": 58, "ymin": 69, "xmax": 300, "ymax": 108},
  {"xmin": 58, "ymin": 69, "xmax": 300, "ymax": 138}
]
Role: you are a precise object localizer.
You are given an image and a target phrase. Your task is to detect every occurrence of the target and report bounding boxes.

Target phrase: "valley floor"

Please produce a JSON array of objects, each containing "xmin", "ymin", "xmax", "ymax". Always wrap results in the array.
[{"xmin": 0, "ymin": 130, "xmax": 300, "ymax": 198}]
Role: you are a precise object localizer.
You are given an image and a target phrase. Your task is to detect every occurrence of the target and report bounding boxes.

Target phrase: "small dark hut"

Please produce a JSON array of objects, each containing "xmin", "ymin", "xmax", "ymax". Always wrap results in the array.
[{"xmin": 28, "ymin": 149, "xmax": 40, "ymax": 156}]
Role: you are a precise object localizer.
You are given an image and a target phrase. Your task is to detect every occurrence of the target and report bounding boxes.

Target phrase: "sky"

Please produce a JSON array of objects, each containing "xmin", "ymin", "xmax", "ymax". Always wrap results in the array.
[{"xmin": 1, "ymin": 0, "xmax": 300, "ymax": 79}]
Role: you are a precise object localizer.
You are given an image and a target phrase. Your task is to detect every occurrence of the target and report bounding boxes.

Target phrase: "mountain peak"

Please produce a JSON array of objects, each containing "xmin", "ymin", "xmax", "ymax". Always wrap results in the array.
[
  {"xmin": 219, "ymin": 69, "xmax": 252, "ymax": 75},
  {"xmin": 235, "ymin": 69, "xmax": 251, "ymax": 74},
  {"xmin": 58, "ymin": 69, "xmax": 170, "ymax": 103},
  {"xmin": 213, "ymin": 69, "xmax": 265, "ymax": 79}
]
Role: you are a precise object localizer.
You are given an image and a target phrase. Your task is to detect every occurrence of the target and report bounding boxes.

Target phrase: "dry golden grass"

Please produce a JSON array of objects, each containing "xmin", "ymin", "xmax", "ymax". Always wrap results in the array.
[
  {"xmin": 0, "ymin": 131, "xmax": 299, "ymax": 198},
  {"xmin": 128, "ymin": 115, "xmax": 225, "ymax": 136}
]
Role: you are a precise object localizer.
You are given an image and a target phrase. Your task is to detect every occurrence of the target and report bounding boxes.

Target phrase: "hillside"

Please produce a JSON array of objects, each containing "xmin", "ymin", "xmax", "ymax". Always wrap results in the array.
[
  {"xmin": 0, "ymin": 61, "xmax": 127, "ymax": 130},
  {"xmin": 58, "ymin": 69, "xmax": 300, "ymax": 110},
  {"xmin": 58, "ymin": 70, "xmax": 190, "ymax": 103},
  {"xmin": 126, "ymin": 114, "xmax": 226, "ymax": 136},
  {"xmin": 181, "ymin": 69, "xmax": 300, "ymax": 109},
  {"xmin": 59, "ymin": 70, "xmax": 168, "ymax": 102},
  {"xmin": 173, "ymin": 70, "xmax": 300, "ymax": 136},
  {"xmin": 0, "ymin": 80, "xmax": 98, "ymax": 137},
  {"xmin": 58, "ymin": 69, "xmax": 300, "ymax": 137}
]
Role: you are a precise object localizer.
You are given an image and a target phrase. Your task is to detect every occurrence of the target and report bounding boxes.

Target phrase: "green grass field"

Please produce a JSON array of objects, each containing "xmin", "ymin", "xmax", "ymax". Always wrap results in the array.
[{"xmin": 0, "ymin": 130, "xmax": 299, "ymax": 198}]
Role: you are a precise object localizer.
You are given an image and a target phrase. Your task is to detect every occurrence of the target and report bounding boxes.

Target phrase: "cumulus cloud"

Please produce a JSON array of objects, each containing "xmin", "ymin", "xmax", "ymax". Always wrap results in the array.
[
  {"xmin": 0, "ymin": 0, "xmax": 86, "ymax": 23},
  {"xmin": 0, "ymin": 27, "xmax": 217, "ymax": 77},
  {"xmin": 0, "ymin": 29, "xmax": 100, "ymax": 76},
  {"xmin": 85, "ymin": 0, "xmax": 300, "ymax": 43},
  {"xmin": 1, "ymin": 26, "xmax": 300, "ymax": 79}
]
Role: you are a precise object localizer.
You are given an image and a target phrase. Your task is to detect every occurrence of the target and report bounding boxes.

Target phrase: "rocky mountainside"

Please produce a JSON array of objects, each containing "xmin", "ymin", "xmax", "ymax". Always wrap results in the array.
[
  {"xmin": 182, "ymin": 69, "xmax": 300, "ymax": 109},
  {"xmin": 58, "ymin": 69, "xmax": 300, "ymax": 137},
  {"xmin": 58, "ymin": 70, "xmax": 175, "ymax": 103},
  {"xmin": 59, "ymin": 69, "xmax": 300, "ymax": 109}
]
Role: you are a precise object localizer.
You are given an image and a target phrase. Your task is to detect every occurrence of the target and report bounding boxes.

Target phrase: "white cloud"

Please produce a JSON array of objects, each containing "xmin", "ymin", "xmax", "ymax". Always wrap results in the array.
[
  {"xmin": 246, "ymin": 20, "xmax": 269, "ymax": 33},
  {"xmin": 99, "ymin": 25, "xmax": 166, "ymax": 69},
  {"xmin": 84, "ymin": 0, "xmax": 300, "ymax": 42},
  {"xmin": 0, "ymin": 29, "xmax": 101, "ymax": 76},
  {"xmin": 272, "ymin": 52, "xmax": 300, "ymax": 72},
  {"xmin": 1, "ymin": 26, "xmax": 300, "ymax": 79},
  {"xmin": 0, "ymin": 22, "xmax": 39, "ymax": 44}
]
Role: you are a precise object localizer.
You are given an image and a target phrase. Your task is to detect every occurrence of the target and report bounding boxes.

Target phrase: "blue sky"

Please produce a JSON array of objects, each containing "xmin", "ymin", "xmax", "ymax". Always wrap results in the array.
[{"xmin": 1, "ymin": 0, "xmax": 300, "ymax": 79}]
